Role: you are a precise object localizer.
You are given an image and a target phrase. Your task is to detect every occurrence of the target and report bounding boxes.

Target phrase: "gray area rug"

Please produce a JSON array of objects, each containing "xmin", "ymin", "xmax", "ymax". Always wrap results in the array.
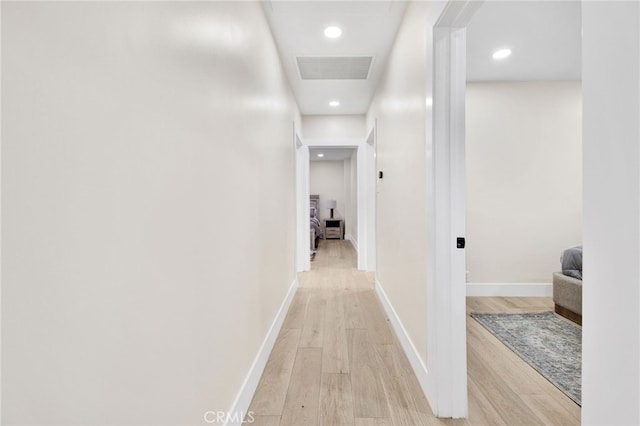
[{"xmin": 471, "ymin": 311, "xmax": 582, "ymax": 405}]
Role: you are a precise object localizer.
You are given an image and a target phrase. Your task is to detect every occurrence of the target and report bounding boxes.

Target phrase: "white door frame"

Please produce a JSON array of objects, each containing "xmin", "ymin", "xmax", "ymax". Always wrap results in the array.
[
  {"xmin": 365, "ymin": 126, "xmax": 377, "ymax": 271},
  {"xmin": 300, "ymin": 137, "xmax": 375, "ymax": 272},
  {"xmin": 295, "ymin": 131, "xmax": 310, "ymax": 272},
  {"xmin": 428, "ymin": 0, "xmax": 482, "ymax": 418}
]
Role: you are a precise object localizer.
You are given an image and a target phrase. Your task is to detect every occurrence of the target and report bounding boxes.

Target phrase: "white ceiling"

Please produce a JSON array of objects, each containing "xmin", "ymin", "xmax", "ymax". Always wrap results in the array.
[
  {"xmin": 309, "ymin": 147, "xmax": 355, "ymax": 161},
  {"xmin": 264, "ymin": 1, "xmax": 582, "ymax": 116},
  {"xmin": 467, "ymin": 1, "xmax": 582, "ymax": 81},
  {"xmin": 263, "ymin": 1, "xmax": 408, "ymax": 115}
]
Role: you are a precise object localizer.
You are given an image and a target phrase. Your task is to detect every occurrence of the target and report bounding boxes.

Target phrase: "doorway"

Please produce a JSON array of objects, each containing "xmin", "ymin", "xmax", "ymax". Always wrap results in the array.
[
  {"xmin": 295, "ymin": 135, "xmax": 377, "ymax": 274},
  {"xmin": 432, "ymin": 0, "xmax": 583, "ymax": 419},
  {"xmin": 429, "ymin": 1, "xmax": 482, "ymax": 417}
]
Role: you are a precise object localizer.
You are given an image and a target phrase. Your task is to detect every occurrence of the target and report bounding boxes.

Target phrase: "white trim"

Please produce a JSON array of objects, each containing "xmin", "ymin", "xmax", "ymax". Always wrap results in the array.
[
  {"xmin": 356, "ymin": 142, "xmax": 367, "ymax": 271},
  {"xmin": 430, "ymin": 0, "xmax": 483, "ymax": 418},
  {"xmin": 345, "ymin": 234, "xmax": 359, "ymax": 253},
  {"xmin": 295, "ymin": 130, "xmax": 310, "ymax": 272},
  {"xmin": 364, "ymin": 126, "xmax": 377, "ymax": 272},
  {"xmin": 375, "ymin": 280, "xmax": 430, "ymax": 401},
  {"xmin": 466, "ymin": 283, "xmax": 553, "ymax": 297},
  {"xmin": 226, "ymin": 279, "xmax": 299, "ymax": 426}
]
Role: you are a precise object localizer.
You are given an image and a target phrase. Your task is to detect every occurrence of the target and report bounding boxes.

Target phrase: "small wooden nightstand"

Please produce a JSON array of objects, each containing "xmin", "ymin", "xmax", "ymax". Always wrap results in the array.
[{"xmin": 324, "ymin": 218, "xmax": 344, "ymax": 240}]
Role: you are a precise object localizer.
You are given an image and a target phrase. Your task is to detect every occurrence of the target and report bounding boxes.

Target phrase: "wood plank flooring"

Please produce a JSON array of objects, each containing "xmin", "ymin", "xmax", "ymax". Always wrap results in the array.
[
  {"xmin": 248, "ymin": 240, "xmax": 581, "ymax": 425},
  {"xmin": 466, "ymin": 297, "xmax": 581, "ymax": 426}
]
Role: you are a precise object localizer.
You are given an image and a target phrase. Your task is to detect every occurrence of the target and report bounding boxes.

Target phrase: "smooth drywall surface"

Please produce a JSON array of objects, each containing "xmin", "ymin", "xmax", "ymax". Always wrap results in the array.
[
  {"xmin": 466, "ymin": 82, "xmax": 582, "ymax": 283},
  {"xmin": 2, "ymin": 2, "xmax": 300, "ymax": 425},
  {"xmin": 582, "ymin": 2, "xmax": 639, "ymax": 424},
  {"xmin": 302, "ymin": 115, "xmax": 367, "ymax": 139},
  {"xmin": 366, "ymin": 1, "xmax": 431, "ymax": 363},
  {"xmin": 310, "ymin": 161, "xmax": 346, "ymax": 223}
]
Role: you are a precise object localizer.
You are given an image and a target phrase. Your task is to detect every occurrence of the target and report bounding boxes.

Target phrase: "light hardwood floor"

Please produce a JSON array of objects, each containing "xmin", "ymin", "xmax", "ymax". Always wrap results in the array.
[
  {"xmin": 248, "ymin": 240, "xmax": 580, "ymax": 425},
  {"xmin": 466, "ymin": 298, "xmax": 580, "ymax": 426}
]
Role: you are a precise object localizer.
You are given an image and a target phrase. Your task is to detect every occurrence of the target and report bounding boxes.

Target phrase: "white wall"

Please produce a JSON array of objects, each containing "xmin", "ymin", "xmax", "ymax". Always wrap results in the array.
[
  {"xmin": 310, "ymin": 161, "xmax": 345, "ymax": 222},
  {"xmin": 366, "ymin": 0, "xmax": 432, "ymax": 364},
  {"xmin": 582, "ymin": 2, "xmax": 639, "ymax": 424},
  {"xmin": 302, "ymin": 115, "xmax": 366, "ymax": 139},
  {"xmin": 466, "ymin": 82, "xmax": 582, "ymax": 283},
  {"xmin": 1, "ymin": 2, "xmax": 300, "ymax": 425}
]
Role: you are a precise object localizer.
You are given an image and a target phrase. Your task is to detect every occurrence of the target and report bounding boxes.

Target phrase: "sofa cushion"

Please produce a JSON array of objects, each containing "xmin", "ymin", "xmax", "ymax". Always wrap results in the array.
[{"xmin": 553, "ymin": 272, "xmax": 582, "ymax": 315}]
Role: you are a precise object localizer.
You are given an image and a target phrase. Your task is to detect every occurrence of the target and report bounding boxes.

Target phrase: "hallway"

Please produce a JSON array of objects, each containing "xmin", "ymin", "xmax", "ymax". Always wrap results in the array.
[
  {"xmin": 248, "ymin": 240, "xmax": 453, "ymax": 425},
  {"xmin": 2, "ymin": 2, "xmax": 638, "ymax": 424}
]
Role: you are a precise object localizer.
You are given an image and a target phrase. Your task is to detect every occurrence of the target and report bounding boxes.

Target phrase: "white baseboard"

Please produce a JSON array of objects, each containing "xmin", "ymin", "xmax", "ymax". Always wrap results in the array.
[
  {"xmin": 466, "ymin": 282, "xmax": 552, "ymax": 297},
  {"xmin": 345, "ymin": 234, "xmax": 358, "ymax": 253},
  {"xmin": 226, "ymin": 278, "xmax": 298, "ymax": 426},
  {"xmin": 374, "ymin": 280, "xmax": 430, "ymax": 404}
]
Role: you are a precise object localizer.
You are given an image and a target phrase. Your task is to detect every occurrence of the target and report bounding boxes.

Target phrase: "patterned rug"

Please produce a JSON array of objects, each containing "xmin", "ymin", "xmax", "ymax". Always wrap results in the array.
[{"xmin": 471, "ymin": 311, "xmax": 582, "ymax": 405}]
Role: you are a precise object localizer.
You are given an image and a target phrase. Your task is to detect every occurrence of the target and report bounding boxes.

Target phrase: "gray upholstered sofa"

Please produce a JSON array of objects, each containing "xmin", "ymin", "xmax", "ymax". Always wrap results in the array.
[{"xmin": 553, "ymin": 272, "xmax": 582, "ymax": 325}]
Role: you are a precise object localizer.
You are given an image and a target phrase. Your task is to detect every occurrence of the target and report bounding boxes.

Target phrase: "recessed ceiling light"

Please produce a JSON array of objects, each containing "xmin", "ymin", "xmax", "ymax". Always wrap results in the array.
[
  {"xmin": 492, "ymin": 48, "xmax": 512, "ymax": 60},
  {"xmin": 329, "ymin": 100, "xmax": 340, "ymax": 107},
  {"xmin": 324, "ymin": 26, "xmax": 342, "ymax": 39},
  {"xmin": 317, "ymin": 153, "xmax": 324, "ymax": 158}
]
